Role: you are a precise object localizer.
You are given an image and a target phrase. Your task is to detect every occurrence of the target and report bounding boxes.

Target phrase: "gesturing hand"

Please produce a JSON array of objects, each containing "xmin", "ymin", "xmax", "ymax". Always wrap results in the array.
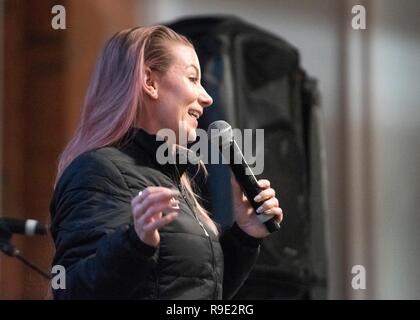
[{"xmin": 131, "ymin": 187, "xmax": 180, "ymax": 247}]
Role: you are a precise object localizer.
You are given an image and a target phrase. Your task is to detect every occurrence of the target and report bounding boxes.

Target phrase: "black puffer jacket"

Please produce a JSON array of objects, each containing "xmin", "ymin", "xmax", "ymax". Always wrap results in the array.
[{"xmin": 50, "ymin": 128, "xmax": 261, "ymax": 299}]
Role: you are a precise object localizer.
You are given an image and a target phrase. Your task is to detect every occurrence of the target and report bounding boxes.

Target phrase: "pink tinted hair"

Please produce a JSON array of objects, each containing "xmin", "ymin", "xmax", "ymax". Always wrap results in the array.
[{"xmin": 56, "ymin": 25, "xmax": 192, "ymax": 181}]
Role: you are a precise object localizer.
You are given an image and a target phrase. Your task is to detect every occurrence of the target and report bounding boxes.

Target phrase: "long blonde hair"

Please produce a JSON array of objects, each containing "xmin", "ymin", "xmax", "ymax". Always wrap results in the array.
[{"xmin": 55, "ymin": 25, "xmax": 218, "ymax": 235}]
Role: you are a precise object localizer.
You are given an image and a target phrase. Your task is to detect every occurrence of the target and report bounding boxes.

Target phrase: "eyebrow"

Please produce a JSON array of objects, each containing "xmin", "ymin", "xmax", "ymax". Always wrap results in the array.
[{"xmin": 186, "ymin": 64, "xmax": 200, "ymax": 77}]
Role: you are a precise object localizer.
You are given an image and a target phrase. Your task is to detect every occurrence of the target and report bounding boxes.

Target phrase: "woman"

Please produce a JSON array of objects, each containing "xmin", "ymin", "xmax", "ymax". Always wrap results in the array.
[{"xmin": 50, "ymin": 25, "xmax": 283, "ymax": 299}]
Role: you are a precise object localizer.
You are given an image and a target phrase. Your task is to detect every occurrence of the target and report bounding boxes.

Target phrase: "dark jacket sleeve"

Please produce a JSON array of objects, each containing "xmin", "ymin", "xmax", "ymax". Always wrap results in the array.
[
  {"xmin": 219, "ymin": 222, "xmax": 262, "ymax": 299},
  {"xmin": 50, "ymin": 151, "xmax": 157, "ymax": 299}
]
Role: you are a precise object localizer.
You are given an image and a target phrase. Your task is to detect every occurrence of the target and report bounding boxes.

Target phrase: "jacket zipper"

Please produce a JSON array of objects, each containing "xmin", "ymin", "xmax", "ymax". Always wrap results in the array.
[
  {"xmin": 198, "ymin": 221, "xmax": 209, "ymax": 237},
  {"xmin": 178, "ymin": 182, "xmax": 219, "ymax": 298},
  {"xmin": 202, "ymin": 223, "xmax": 219, "ymax": 299}
]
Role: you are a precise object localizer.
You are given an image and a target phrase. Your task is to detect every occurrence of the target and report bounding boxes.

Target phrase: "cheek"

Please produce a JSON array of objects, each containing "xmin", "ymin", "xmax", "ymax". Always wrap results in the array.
[
  {"xmin": 166, "ymin": 97, "xmax": 186, "ymax": 129},
  {"xmin": 174, "ymin": 86, "xmax": 196, "ymax": 114},
  {"xmin": 160, "ymin": 78, "xmax": 197, "ymax": 122}
]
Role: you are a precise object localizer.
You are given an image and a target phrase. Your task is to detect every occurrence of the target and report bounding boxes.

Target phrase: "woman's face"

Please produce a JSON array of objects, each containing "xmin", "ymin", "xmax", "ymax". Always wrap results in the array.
[{"xmin": 142, "ymin": 43, "xmax": 213, "ymax": 144}]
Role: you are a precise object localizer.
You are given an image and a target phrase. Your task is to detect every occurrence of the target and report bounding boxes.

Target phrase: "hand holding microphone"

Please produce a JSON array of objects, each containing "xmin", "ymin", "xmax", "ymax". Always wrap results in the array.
[
  {"xmin": 208, "ymin": 120, "xmax": 282, "ymax": 235},
  {"xmin": 231, "ymin": 176, "xmax": 283, "ymax": 238}
]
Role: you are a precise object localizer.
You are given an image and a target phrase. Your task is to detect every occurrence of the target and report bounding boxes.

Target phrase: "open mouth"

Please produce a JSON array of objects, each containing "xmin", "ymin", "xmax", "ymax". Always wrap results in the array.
[{"xmin": 188, "ymin": 109, "xmax": 201, "ymax": 120}]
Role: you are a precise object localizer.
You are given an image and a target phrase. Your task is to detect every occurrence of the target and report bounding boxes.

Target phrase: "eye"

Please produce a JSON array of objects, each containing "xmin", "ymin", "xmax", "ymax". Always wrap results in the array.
[{"xmin": 189, "ymin": 77, "xmax": 199, "ymax": 84}]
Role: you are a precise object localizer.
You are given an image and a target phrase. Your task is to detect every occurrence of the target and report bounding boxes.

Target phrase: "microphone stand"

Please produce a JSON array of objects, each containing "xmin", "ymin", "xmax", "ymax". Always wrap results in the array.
[{"xmin": 0, "ymin": 227, "xmax": 51, "ymax": 280}]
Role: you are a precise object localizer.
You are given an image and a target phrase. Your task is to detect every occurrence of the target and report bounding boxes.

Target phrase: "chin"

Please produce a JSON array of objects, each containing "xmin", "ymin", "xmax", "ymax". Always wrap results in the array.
[
  {"xmin": 187, "ymin": 128, "xmax": 197, "ymax": 143},
  {"xmin": 178, "ymin": 119, "xmax": 197, "ymax": 144}
]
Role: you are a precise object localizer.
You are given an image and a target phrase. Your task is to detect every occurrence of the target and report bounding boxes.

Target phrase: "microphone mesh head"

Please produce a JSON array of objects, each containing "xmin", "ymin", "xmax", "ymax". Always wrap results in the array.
[
  {"xmin": 207, "ymin": 121, "xmax": 233, "ymax": 146},
  {"xmin": 207, "ymin": 120, "xmax": 230, "ymax": 132}
]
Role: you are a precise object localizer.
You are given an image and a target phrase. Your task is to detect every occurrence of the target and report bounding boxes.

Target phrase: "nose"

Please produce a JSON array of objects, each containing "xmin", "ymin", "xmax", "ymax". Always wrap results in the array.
[{"xmin": 198, "ymin": 85, "xmax": 213, "ymax": 108}]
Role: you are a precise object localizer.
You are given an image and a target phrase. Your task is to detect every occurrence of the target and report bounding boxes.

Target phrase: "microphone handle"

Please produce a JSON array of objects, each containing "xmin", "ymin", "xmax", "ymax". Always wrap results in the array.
[{"xmin": 227, "ymin": 144, "xmax": 281, "ymax": 233}]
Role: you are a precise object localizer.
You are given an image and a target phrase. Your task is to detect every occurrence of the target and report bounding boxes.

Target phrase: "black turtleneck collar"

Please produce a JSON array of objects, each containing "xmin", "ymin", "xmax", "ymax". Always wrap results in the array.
[{"xmin": 129, "ymin": 127, "xmax": 198, "ymax": 181}]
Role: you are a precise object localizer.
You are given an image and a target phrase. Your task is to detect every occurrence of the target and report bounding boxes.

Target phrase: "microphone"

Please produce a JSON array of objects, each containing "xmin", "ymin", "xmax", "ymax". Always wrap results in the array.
[
  {"xmin": 207, "ymin": 120, "xmax": 281, "ymax": 233},
  {"xmin": 0, "ymin": 217, "xmax": 48, "ymax": 236}
]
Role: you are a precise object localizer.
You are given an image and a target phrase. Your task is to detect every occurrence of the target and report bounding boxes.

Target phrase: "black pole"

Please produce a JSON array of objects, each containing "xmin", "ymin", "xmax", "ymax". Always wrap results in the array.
[{"xmin": 0, "ymin": 240, "xmax": 51, "ymax": 280}]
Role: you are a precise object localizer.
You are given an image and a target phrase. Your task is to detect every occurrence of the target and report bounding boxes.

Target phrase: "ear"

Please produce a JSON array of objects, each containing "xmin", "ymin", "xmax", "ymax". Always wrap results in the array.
[{"xmin": 142, "ymin": 67, "xmax": 159, "ymax": 100}]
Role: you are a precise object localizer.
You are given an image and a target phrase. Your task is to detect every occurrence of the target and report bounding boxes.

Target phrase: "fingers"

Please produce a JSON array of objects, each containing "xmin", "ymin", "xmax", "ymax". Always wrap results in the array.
[
  {"xmin": 254, "ymin": 187, "xmax": 275, "ymax": 203},
  {"xmin": 133, "ymin": 195, "xmax": 179, "ymax": 219},
  {"xmin": 132, "ymin": 187, "xmax": 180, "ymax": 230},
  {"xmin": 137, "ymin": 202, "xmax": 180, "ymax": 227},
  {"xmin": 264, "ymin": 207, "xmax": 283, "ymax": 224},
  {"xmin": 258, "ymin": 197, "xmax": 283, "ymax": 223},
  {"xmin": 143, "ymin": 212, "xmax": 179, "ymax": 233},
  {"xmin": 133, "ymin": 196, "xmax": 180, "ymax": 237},
  {"xmin": 132, "ymin": 187, "xmax": 180, "ymax": 218},
  {"xmin": 255, "ymin": 179, "xmax": 282, "ymax": 221},
  {"xmin": 256, "ymin": 196, "xmax": 279, "ymax": 213},
  {"xmin": 256, "ymin": 197, "xmax": 283, "ymax": 224},
  {"xmin": 131, "ymin": 187, "xmax": 181, "ymax": 247},
  {"xmin": 257, "ymin": 179, "xmax": 271, "ymax": 190},
  {"xmin": 131, "ymin": 187, "xmax": 179, "ymax": 206}
]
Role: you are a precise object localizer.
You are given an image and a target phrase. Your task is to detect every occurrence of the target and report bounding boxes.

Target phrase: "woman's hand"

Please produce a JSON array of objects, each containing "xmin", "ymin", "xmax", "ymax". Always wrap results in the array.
[
  {"xmin": 231, "ymin": 177, "xmax": 283, "ymax": 238},
  {"xmin": 131, "ymin": 187, "xmax": 180, "ymax": 247}
]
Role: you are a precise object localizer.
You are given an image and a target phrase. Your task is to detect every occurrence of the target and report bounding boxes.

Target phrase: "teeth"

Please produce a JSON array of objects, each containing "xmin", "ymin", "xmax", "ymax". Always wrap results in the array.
[{"xmin": 189, "ymin": 110, "xmax": 200, "ymax": 119}]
